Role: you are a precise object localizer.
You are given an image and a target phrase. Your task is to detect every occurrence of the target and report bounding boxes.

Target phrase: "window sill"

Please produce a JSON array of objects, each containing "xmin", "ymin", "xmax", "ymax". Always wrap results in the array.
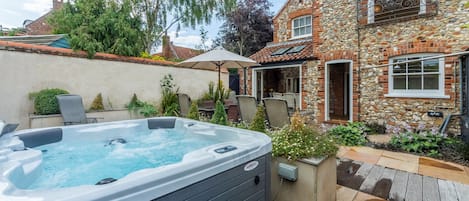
[
  {"xmin": 289, "ymin": 35, "xmax": 311, "ymax": 40},
  {"xmin": 384, "ymin": 94, "xmax": 450, "ymax": 99}
]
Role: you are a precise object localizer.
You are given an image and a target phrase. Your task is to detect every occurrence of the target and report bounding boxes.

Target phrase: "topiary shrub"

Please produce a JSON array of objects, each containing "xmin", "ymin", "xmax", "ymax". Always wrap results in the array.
[
  {"xmin": 249, "ymin": 105, "xmax": 266, "ymax": 133},
  {"xmin": 89, "ymin": 93, "xmax": 104, "ymax": 111},
  {"xmin": 187, "ymin": 102, "xmax": 200, "ymax": 120},
  {"xmin": 210, "ymin": 100, "xmax": 228, "ymax": 125},
  {"xmin": 30, "ymin": 88, "xmax": 69, "ymax": 115}
]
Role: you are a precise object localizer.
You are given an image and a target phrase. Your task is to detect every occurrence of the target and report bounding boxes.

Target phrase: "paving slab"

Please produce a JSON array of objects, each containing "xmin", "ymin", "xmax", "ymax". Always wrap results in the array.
[
  {"xmin": 405, "ymin": 173, "xmax": 423, "ymax": 201},
  {"xmin": 388, "ymin": 170, "xmax": 409, "ymax": 201},
  {"xmin": 353, "ymin": 192, "xmax": 386, "ymax": 201},
  {"xmin": 359, "ymin": 166, "xmax": 385, "ymax": 193},
  {"xmin": 422, "ymin": 176, "xmax": 440, "ymax": 201},
  {"xmin": 336, "ymin": 185, "xmax": 358, "ymax": 201},
  {"xmin": 437, "ymin": 179, "xmax": 458, "ymax": 201}
]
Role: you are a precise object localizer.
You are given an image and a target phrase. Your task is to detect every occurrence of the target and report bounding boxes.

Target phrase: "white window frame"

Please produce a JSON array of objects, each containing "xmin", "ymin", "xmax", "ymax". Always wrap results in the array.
[
  {"xmin": 291, "ymin": 15, "xmax": 312, "ymax": 39},
  {"xmin": 385, "ymin": 53, "xmax": 449, "ymax": 99},
  {"xmin": 367, "ymin": 0, "xmax": 427, "ymax": 24}
]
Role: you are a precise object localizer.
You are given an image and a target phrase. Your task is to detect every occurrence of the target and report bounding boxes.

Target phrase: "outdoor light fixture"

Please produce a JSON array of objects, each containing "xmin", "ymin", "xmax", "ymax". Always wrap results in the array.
[{"xmin": 374, "ymin": 5, "xmax": 383, "ymax": 13}]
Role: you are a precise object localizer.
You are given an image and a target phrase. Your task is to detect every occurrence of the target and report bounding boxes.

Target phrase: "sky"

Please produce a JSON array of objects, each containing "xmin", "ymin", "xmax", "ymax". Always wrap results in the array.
[{"xmin": 0, "ymin": 0, "xmax": 287, "ymax": 52}]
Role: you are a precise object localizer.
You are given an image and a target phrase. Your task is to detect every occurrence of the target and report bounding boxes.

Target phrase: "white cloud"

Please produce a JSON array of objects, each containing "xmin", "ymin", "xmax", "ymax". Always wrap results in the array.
[
  {"xmin": 22, "ymin": 0, "xmax": 51, "ymax": 15},
  {"xmin": 167, "ymin": 31, "xmax": 214, "ymax": 49}
]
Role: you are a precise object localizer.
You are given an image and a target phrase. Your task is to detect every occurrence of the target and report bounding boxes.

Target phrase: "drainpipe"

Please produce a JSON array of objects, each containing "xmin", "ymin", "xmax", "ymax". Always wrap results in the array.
[
  {"xmin": 243, "ymin": 67, "xmax": 247, "ymax": 95},
  {"xmin": 355, "ymin": 0, "xmax": 362, "ymax": 122}
]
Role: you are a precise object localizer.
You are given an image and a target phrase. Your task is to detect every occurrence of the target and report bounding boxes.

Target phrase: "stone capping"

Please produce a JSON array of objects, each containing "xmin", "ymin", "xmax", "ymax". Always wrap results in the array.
[
  {"xmin": 0, "ymin": 40, "xmax": 189, "ymax": 68},
  {"xmin": 298, "ymin": 156, "xmax": 327, "ymax": 166}
]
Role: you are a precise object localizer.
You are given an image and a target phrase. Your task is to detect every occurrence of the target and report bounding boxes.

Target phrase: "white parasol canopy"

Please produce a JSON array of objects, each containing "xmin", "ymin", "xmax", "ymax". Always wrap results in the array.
[{"xmin": 177, "ymin": 46, "xmax": 259, "ymax": 85}]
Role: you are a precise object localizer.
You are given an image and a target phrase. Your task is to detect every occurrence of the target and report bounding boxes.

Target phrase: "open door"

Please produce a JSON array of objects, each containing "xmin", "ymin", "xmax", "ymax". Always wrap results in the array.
[
  {"xmin": 461, "ymin": 54, "xmax": 469, "ymax": 142},
  {"xmin": 326, "ymin": 61, "xmax": 352, "ymax": 122}
]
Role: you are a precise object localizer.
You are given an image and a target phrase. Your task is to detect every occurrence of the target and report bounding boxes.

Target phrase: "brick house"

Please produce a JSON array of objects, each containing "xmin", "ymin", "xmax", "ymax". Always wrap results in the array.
[
  {"xmin": 246, "ymin": 0, "xmax": 469, "ymax": 131},
  {"xmin": 25, "ymin": 0, "xmax": 63, "ymax": 35},
  {"xmin": 154, "ymin": 35, "xmax": 203, "ymax": 61}
]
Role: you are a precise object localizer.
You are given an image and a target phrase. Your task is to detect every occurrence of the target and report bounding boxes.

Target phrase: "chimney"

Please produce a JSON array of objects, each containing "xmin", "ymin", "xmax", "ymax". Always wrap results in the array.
[
  {"xmin": 53, "ymin": 0, "xmax": 64, "ymax": 10},
  {"xmin": 162, "ymin": 35, "xmax": 173, "ymax": 59}
]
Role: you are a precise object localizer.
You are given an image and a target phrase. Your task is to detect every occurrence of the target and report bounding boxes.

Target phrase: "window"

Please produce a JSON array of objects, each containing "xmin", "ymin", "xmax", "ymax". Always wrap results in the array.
[
  {"xmin": 292, "ymin": 16, "xmax": 312, "ymax": 39},
  {"xmin": 367, "ymin": 0, "xmax": 437, "ymax": 24},
  {"xmin": 387, "ymin": 54, "xmax": 447, "ymax": 98}
]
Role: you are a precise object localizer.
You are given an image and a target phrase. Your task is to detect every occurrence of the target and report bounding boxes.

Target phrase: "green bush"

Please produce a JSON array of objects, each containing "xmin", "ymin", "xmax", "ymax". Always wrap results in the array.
[
  {"xmin": 30, "ymin": 88, "xmax": 69, "ymax": 115},
  {"xmin": 210, "ymin": 100, "xmax": 228, "ymax": 125},
  {"xmin": 270, "ymin": 113, "xmax": 338, "ymax": 161},
  {"xmin": 200, "ymin": 81, "xmax": 230, "ymax": 102},
  {"xmin": 390, "ymin": 131, "xmax": 447, "ymax": 156},
  {"xmin": 249, "ymin": 105, "xmax": 266, "ymax": 133},
  {"xmin": 127, "ymin": 93, "xmax": 143, "ymax": 110},
  {"xmin": 89, "ymin": 93, "xmax": 104, "ymax": 111},
  {"xmin": 160, "ymin": 74, "xmax": 179, "ymax": 116},
  {"xmin": 328, "ymin": 122, "xmax": 369, "ymax": 146},
  {"xmin": 187, "ymin": 102, "xmax": 200, "ymax": 120}
]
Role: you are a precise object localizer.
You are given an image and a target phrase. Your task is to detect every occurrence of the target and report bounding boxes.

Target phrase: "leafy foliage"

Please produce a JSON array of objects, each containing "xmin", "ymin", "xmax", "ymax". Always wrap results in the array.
[
  {"xmin": 215, "ymin": 0, "xmax": 273, "ymax": 56},
  {"xmin": 132, "ymin": 0, "xmax": 236, "ymax": 52},
  {"xmin": 127, "ymin": 93, "xmax": 144, "ymax": 110},
  {"xmin": 89, "ymin": 93, "xmax": 105, "ymax": 111},
  {"xmin": 126, "ymin": 93, "xmax": 157, "ymax": 117},
  {"xmin": 249, "ymin": 105, "xmax": 266, "ymax": 133},
  {"xmin": 159, "ymin": 74, "xmax": 179, "ymax": 116},
  {"xmin": 328, "ymin": 122, "xmax": 369, "ymax": 146},
  {"xmin": 201, "ymin": 81, "xmax": 230, "ymax": 102},
  {"xmin": 49, "ymin": 0, "xmax": 145, "ymax": 57},
  {"xmin": 30, "ymin": 88, "xmax": 69, "ymax": 115},
  {"xmin": 187, "ymin": 102, "xmax": 200, "ymax": 120},
  {"xmin": 140, "ymin": 52, "xmax": 166, "ymax": 61},
  {"xmin": 270, "ymin": 112, "xmax": 338, "ymax": 161},
  {"xmin": 210, "ymin": 100, "xmax": 228, "ymax": 125}
]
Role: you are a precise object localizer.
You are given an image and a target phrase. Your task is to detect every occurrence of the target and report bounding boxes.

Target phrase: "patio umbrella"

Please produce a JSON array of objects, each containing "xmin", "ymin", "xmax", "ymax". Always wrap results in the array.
[{"xmin": 177, "ymin": 46, "xmax": 259, "ymax": 86}]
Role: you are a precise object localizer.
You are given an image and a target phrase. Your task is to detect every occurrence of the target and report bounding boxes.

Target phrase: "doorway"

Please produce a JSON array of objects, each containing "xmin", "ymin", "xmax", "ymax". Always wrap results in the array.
[
  {"xmin": 326, "ymin": 61, "xmax": 353, "ymax": 121},
  {"xmin": 461, "ymin": 54, "xmax": 469, "ymax": 142}
]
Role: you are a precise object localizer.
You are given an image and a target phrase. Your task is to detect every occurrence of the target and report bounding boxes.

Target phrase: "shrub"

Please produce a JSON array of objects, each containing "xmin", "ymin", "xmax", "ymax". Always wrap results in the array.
[
  {"xmin": 249, "ymin": 105, "xmax": 266, "ymax": 133},
  {"xmin": 160, "ymin": 74, "xmax": 179, "ymax": 116},
  {"xmin": 30, "ymin": 88, "xmax": 69, "ymax": 115},
  {"xmin": 140, "ymin": 52, "xmax": 165, "ymax": 61},
  {"xmin": 210, "ymin": 100, "xmax": 228, "ymax": 125},
  {"xmin": 366, "ymin": 121, "xmax": 386, "ymax": 134},
  {"xmin": 89, "ymin": 93, "xmax": 104, "ymax": 111},
  {"xmin": 200, "ymin": 81, "xmax": 230, "ymax": 102},
  {"xmin": 270, "ymin": 112, "xmax": 338, "ymax": 161},
  {"xmin": 187, "ymin": 102, "xmax": 200, "ymax": 120},
  {"xmin": 127, "ymin": 93, "xmax": 143, "ymax": 110},
  {"xmin": 328, "ymin": 122, "xmax": 369, "ymax": 146}
]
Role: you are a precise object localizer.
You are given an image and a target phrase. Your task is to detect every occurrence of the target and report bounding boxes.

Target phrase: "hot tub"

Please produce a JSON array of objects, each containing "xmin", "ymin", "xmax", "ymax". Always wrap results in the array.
[{"xmin": 0, "ymin": 117, "xmax": 271, "ymax": 201}]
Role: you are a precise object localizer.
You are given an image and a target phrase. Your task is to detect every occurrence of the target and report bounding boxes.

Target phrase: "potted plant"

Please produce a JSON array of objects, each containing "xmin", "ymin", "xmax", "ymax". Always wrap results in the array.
[{"xmin": 269, "ymin": 112, "xmax": 338, "ymax": 201}]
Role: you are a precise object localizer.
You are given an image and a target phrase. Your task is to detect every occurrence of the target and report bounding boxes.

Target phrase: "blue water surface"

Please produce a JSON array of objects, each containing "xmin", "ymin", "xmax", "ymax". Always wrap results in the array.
[{"xmin": 27, "ymin": 128, "xmax": 219, "ymax": 189}]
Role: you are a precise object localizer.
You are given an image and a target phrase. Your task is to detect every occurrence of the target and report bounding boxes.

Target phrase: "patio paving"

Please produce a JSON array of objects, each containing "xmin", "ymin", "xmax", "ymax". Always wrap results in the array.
[{"xmin": 337, "ymin": 146, "xmax": 469, "ymax": 201}]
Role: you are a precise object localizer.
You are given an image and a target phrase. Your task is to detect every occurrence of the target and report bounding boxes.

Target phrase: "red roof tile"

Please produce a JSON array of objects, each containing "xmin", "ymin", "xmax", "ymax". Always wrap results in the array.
[
  {"xmin": 249, "ymin": 39, "xmax": 315, "ymax": 64},
  {"xmin": 154, "ymin": 43, "xmax": 203, "ymax": 60}
]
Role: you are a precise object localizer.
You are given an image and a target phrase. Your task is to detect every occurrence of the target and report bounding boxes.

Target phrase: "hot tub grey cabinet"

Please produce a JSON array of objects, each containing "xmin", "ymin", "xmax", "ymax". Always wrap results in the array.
[{"xmin": 154, "ymin": 154, "xmax": 271, "ymax": 201}]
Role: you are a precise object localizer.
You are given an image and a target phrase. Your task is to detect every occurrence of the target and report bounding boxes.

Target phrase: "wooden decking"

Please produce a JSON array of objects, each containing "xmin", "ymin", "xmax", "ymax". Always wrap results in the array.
[{"xmin": 337, "ymin": 158, "xmax": 469, "ymax": 201}]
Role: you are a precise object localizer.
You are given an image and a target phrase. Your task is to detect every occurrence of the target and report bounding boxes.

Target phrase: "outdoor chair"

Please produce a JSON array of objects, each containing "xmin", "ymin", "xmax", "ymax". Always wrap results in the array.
[
  {"xmin": 177, "ymin": 93, "xmax": 192, "ymax": 117},
  {"xmin": 283, "ymin": 93, "xmax": 297, "ymax": 111},
  {"xmin": 263, "ymin": 98, "xmax": 290, "ymax": 129},
  {"xmin": 56, "ymin": 94, "xmax": 99, "ymax": 125},
  {"xmin": 236, "ymin": 95, "xmax": 257, "ymax": 124}
]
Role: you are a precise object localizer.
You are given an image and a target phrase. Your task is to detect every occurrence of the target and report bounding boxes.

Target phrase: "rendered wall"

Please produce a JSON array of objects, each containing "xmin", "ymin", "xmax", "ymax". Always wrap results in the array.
[{"xmin": 0, "ymin": 50, "xmax": 227, "ymax": 129}]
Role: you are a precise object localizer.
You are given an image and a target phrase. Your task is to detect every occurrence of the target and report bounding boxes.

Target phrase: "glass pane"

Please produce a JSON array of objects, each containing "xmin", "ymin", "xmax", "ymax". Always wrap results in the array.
[
  {"xmin": 299, "ymin": 18, "xmax": 305, "ymax": 26},
  {"xmin": 300, "ymin": 27, "xmax": 305, "ymax": 35},
  {"xmin": 392, "ymin": 59, "xmax": 406, "ymax": 74},
  {"xmin": 294, "ymin": 29, "xmax": 299, "ymax": 37},
  {"xmin": 424, "ymin": 74, "xmax": 439, "ymax": 89},
  {"xmin": 424, "ymin": 59, "xmax": 439, "ymax": 72},
  {"xmin": 306, "ymin": 16, "xmax": 312, "ymax": 25},
  {"xmin": 393, "ymin": 76, "xmax": 406, "ymax": 89},
  {"xmin": 408, "ymin": 75, "xmax": 422, "ymax": 89},
  {"xmin": 407, "ymin": 58, "xmax": 421, "ymax": 73},
  {"xmin": 305, "ymin": 25, "xmax": 312, "ymax": 34},
  {"xmin": 294, "ymin": 19, "xmax": 299, "ymax": 28}
]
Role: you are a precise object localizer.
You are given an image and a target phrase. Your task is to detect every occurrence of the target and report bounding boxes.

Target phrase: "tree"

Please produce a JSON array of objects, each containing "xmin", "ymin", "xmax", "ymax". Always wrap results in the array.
[
  {"xmin": 132, "ymin": 0, "xmax": 237, "ymax": 53},
  {"xmin": 215, "ymin": 0, "xmax": 273, "ymax": 56},
  {"xmin": 210, "ymin": 100, "xmax": 228, "ymax": 125},
  {"xmin": 49, "ymin": 0, "xmax": 145, "ymax": 57}
]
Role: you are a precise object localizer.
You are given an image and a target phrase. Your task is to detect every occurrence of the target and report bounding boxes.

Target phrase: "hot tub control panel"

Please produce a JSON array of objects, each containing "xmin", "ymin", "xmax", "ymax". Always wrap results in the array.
[{"xmin": 214, "ymin": 145, "xmax": 237, "ymax": 153}]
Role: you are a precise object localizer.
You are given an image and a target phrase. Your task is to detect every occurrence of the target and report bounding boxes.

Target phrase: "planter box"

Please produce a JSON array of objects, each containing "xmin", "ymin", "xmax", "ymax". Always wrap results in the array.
[
  {"xmin": 271, "ymin": 156, "xmax": 337, "ymax": 201},
  {"xmin": 29, "ymin": 109, "xmax": 144, "ymax": 128}
]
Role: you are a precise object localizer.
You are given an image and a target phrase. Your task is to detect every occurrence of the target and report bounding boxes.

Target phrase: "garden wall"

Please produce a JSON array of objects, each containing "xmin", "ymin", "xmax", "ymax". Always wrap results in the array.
[{"xmin": 0, "ymin": 44, "xmax": 228, "ymax": 129}]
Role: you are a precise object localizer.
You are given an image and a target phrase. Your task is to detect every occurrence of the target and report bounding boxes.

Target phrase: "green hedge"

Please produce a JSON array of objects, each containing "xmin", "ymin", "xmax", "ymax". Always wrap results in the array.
[{"xmin": 30, "ymin": 88, "xmax": 69, "ymax": 115}]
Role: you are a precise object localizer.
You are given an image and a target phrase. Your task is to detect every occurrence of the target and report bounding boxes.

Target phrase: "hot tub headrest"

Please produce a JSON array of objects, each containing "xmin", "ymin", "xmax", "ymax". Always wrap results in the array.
[
  {"xmin": 17, "ymin": 128, "xmax": 63, "ymax": 148},
  {"xmin": 148, "ymin": 118, "xmax": 176, "ymax": 129}
]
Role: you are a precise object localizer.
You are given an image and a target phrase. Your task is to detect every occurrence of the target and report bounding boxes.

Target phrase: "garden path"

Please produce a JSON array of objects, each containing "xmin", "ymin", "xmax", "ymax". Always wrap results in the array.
[{"xmin": 337, "ymin": 146, "xmax": 469, "ymax": 201}]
